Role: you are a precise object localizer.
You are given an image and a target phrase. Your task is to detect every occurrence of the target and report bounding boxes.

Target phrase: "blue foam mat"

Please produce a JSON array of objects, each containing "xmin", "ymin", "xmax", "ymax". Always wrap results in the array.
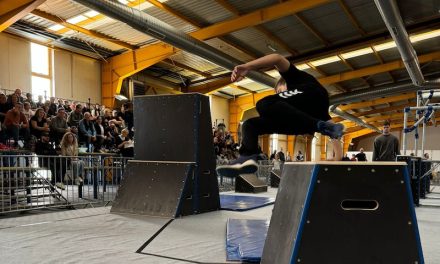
[
  {"xmin": 226, "ymin": 218, "xmax": 269, "ymax": 262},
  {"xmin": 220, "ymin": 195, "xmax": 275, "ymax": 211}
]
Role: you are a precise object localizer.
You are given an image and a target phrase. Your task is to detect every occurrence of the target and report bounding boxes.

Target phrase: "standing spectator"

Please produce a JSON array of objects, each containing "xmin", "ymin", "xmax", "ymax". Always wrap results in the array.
[
  {"xmin": 270, "ymin": 150, "xmax": 277, "ymax": 160},
  {"xmin": 373, "ymin": 121, "xmax": 400, "ymax": 161},
  {"xmin": 30, "ymin": 108, "xmax": 49, "ymax": 139},
  {"xmin": 68, "ymin": 104, "xmax": 84, "ymax": 128},
  {"xmin": 295, "ymin": 150, "xmax": 304, "ymax": 161},
  {"xmin": 78, "ymin": 112, "xmax": 96, "ymax": 148},
  {"xmin": 355, "ymin": 148, "xmax": 367, "ymax": 161},
  {"xmin": 277, "ymin": 147, "xmax": 286, "ymax": 162},
  {"xmin": 24, "ymin": 93, "xmax": 37, "ymax": 109},
  {"xmin": 50, "ymin": 108, "xmax": 70, "ymax": 145},
  {"xmin": 4, "ymin": 103, "xmax": 29, "ymax": 146}
]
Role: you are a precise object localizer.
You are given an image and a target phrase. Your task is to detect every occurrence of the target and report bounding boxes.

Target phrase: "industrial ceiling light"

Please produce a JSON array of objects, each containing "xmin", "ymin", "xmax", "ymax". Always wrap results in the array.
[
  {"xmin": 115, "ymin": 94, "xmax": 128, "ymax": 101},
  {"xmin": 267, "ymin": 43, "xmax": 277, "ymax": 52},
  {"xmin": 48, "ymin": 24, "xmax": 65, "ymax": 31},
  {"xmin": 341, "ymin": 47, "xmax": 374, "ymax": 59},
  {"xmin": 66, "ymin": 15, "xmax": 87, "ymax": 24},
  {"xmin": 84, "ymin": 10, "xmax": 100, "ymax": 18},
  {"xmin": 310, "ymin": 56, "xmax": 341, "ymax": 67}
]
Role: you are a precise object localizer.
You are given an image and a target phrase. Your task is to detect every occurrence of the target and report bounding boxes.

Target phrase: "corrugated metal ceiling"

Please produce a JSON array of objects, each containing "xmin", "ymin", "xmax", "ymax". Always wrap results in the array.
[{"xmin": 8, "ymin": 0, "xmax": 440, "ymax": 109}]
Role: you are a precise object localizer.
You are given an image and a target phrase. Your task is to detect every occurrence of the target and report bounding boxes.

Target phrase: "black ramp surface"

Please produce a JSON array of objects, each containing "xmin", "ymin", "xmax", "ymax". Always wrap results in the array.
[
  {"xmin": 261, "ymin": 163, "xmax": 315, "ymax": 264},
  {"xmin": 270, "ymin": 169, "xmax": 281, "ymax": 187},
  {"xmin": 133, "ymin": 93, "xmax": 220, "ymax": 214},
  {"xmin": 134, "ymin": 93, "xmax": 214, "ymax": 162},
  {"xmin": 111, "ymin": 161, "xmax": 194, "ymax": 218},
  {"xmin": 235, "ymin": 174, "xmax": 268, "ymax": 193},
  {"xmin": 262, "ymin": 162, "xmax": 424, "ymax": 264},
  {"xmin": 193, "ymin": 94, "xmax": 220, "ymax": 213}
]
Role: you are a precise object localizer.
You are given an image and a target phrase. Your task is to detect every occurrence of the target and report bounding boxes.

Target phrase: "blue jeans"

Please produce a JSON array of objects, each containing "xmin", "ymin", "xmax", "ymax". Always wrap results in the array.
[{"xmin": 5, "ymin": 125, "xmax": 30, "ymax": 144}]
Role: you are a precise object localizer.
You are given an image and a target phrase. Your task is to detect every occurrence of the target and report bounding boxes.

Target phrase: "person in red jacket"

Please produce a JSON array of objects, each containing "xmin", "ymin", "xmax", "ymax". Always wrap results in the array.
[{"xmin": 4, "ymin": 102, "xmax": 30, "ymax": 147}]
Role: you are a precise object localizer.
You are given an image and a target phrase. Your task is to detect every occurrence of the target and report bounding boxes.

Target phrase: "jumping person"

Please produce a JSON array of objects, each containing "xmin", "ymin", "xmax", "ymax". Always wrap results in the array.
[{"xmin": 216, "ymin": 54, "xmax": 344, "ymax": 176}]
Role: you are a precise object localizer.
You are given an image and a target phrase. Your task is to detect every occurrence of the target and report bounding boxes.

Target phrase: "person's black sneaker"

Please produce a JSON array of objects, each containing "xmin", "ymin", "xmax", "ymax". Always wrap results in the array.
[
  {"xmin": 318, "ymin": 121, "xmax": 344, "ymax": 139},
  {"xmin": 216, "ymin": 159, "xmax": 258, "ymax": 178}
]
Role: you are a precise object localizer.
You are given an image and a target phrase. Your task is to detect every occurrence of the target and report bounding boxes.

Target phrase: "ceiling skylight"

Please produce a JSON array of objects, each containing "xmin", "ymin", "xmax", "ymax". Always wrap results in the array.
[
  {"xmin": 66, "ymin": 15, "xmax": 87, "ymax": 24},
  {"xmin": 48, "ymin": 24, "xmax": 65, "ymax": 31}
]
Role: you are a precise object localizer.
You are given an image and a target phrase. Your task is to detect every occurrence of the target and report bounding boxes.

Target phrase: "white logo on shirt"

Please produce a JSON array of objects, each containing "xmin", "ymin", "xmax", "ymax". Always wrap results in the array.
[{"xmin": 279, "ymin": 89, "xmax": 303, "ymax": 98}]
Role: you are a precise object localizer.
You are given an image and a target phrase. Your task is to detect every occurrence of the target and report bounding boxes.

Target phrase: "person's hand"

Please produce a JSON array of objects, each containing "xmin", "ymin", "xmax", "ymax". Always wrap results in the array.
[
  {"xmin": 231, "ymin": 64, "xmax": 249, "ymax": 82},
  {"xmin": 43, "ymin": 127, "xmax": 50, "ymax": 132}
]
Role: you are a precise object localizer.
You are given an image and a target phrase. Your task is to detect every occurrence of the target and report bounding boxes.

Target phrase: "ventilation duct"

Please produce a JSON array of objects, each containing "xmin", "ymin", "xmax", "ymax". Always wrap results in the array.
[
  {"xmin": 374, "ymin": 0, "xmax": 440, "ymax": 88},
  {"xmin": 329, "ymin": 105, "xmax": 381, "ymax": 133},
  {"xmin": 73, "ymin": 0, "xmax": 276, "ymax": 88}
]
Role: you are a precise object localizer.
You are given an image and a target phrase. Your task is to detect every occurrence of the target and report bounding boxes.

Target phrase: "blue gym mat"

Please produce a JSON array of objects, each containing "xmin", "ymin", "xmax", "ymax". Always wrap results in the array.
[
  {"xmin": 226, "ymin": 218, "xmax": 269, "ymax": 262},
  {"xmin": 220, "ymin": 195, "xmax": 275, "ymax": 211}
]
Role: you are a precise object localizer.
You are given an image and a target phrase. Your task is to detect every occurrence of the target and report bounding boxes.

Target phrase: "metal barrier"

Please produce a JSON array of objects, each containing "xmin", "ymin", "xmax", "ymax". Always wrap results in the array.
[{"xmin": 0, "ymin": 153, "xmax": 131, "ymax": 214}]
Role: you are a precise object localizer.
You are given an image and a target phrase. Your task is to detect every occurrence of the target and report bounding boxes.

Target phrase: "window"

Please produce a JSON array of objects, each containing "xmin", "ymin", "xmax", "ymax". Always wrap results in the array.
[{"xmin": 31, "ymin": 43, "xmax": 52, "ymax": 99}]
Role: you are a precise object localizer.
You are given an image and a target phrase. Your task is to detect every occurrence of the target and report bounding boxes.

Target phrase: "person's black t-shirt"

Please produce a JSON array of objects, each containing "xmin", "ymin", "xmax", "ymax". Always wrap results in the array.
[
  {"xmin": 280, "ymin": 64, "xmax": 322, "ymax": 90},
  {"xmin": 279, "ymin": 64, "xmax": 331, "ymax": 121},
  {"xmin": 355, "ymin": 152, "xmax": 367, "ymax": 161},
  {"xmin": 30, "ymin": 116, "xmax": 47, "ymax": 138}
]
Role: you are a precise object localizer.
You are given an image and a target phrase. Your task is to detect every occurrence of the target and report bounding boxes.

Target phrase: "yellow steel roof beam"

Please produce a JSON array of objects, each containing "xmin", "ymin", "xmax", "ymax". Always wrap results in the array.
[
  {"xmin": 320, "ymin": 50, "xmax": 440, "ymax": 85},
  {"xmin": 0, "ymin": 0, "xmax": 46, "ymax": 32},
  {"xmin": 190, "ymin": 0, "xmax": 331, "ymax": 40},
  {"xmin": 338, "ymin": 93, "xmax": 415, "ymax": 111},
  {"xmin": 56, "ymin": 0, "xmax": 150, "ymax": 34},
  {"xmin": 101, "ymin": 43, "xmax": 177, "ymax": 107},
  {"xmin": 31, "ymin": 10, "xmax": 137, "ymax": 50}
]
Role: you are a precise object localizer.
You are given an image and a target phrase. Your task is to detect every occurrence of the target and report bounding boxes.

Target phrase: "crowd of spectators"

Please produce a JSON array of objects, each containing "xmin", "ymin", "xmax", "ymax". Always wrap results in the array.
[
  {"xmin": 213, "ymin": 123, "xmax": 239, "ymax": 164},
  {"xmin": 0, "ymin": 89, "xmax": 134, "ymax": 157}
]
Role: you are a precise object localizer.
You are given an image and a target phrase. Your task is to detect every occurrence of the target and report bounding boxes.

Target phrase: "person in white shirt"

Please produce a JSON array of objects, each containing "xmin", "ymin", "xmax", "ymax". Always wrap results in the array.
[{"xmin": 22, "ymin": 102, "xmax": 34, "ymax": 122}]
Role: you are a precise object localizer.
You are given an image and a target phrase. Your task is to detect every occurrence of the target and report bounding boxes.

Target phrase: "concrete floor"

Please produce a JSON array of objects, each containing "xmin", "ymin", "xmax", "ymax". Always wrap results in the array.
[{"xmin": 0, "ymin": 187, "xmax": 438, "ymax": 264}]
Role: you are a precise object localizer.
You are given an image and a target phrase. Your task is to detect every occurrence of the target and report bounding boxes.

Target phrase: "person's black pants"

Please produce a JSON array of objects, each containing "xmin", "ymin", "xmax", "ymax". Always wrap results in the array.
[{"xmin": 239, "ymin": 89, "xmax": 330, "ymax": 156}]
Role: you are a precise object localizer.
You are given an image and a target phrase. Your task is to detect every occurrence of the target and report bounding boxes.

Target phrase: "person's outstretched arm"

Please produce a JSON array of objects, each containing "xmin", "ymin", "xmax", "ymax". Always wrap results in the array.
[{"xmin": 231, "ymin": 54, "xmax": 290, "ymax": 82}]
